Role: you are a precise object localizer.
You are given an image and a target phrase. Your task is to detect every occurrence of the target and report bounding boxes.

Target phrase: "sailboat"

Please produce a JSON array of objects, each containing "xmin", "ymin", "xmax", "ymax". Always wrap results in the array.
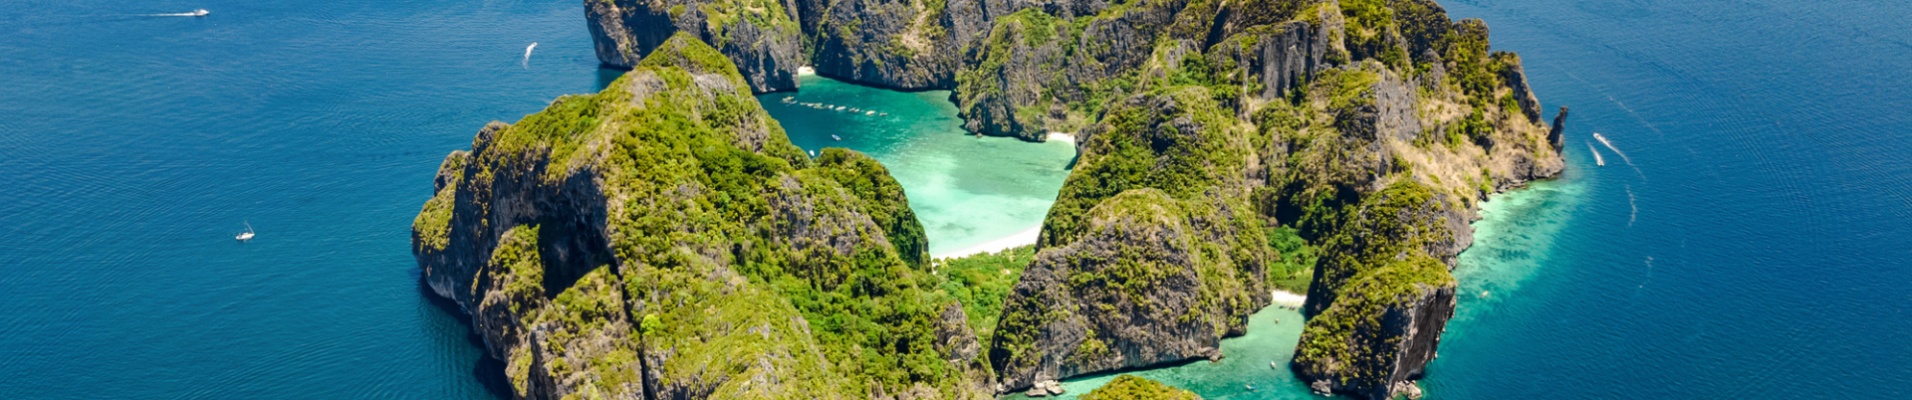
[{"xmin": 236, "ymin": 221, "xmax": 255, "ymax": 241}]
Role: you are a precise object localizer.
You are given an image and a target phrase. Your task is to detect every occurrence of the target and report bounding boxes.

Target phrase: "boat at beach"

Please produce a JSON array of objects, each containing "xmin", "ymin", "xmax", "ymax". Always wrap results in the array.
[{"xmin": 235, "ymin": 221, "xmax": 254, "ymax": 241}]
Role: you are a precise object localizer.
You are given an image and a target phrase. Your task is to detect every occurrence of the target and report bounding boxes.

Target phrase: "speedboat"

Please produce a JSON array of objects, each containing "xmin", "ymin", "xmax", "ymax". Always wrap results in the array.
[
  {"xmin": 831, "ymin": 135, "xmax": 841, "ymax": 141},
  {"xmin": 191, "ymin": 9, "xmax": 210, "ymax": 17}
]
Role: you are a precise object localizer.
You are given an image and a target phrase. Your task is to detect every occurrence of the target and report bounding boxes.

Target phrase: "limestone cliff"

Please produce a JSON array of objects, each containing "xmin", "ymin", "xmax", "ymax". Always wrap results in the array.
[
  {"xmin": 954, "ymin": 0, "xmax": 1343, "ymax": 141},
  {"xmin": 413, "ymin": 35, "xmax": 984, "ymax": 399},
  {"xmin": 586, "ymin": 0, "xmax": 804, "ymax": 93}
]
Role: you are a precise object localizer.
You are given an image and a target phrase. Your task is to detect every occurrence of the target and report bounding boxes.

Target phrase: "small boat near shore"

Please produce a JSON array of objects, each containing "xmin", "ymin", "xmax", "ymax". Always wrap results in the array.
[{"xmin": 1588, "ymin": 142, "xmax": 1606, "ymax": 166}]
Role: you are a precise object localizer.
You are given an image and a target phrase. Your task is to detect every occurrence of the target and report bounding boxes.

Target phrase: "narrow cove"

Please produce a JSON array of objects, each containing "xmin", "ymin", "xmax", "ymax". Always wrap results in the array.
[{"xmin": 758, "ymin": 74, "xmax": 1076, "ymax": 257}]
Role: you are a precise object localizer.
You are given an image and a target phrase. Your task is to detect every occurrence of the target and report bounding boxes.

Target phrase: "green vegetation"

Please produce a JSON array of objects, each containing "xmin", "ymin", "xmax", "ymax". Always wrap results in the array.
[
  {"xmin": 1079, "ymin": 375, "xmax": 1201, "ymax": 400},
  {"xmin": 420, "ymin": 35, "xmax": 980, "ymax": 398},
  {"xmin": 1266, "ymin": 225, "xmax": 1316, "ymax": 293},
  {"xmin": 1295, "ymin": 255, "xmax": 1451, "ymax": 382},
  {"xmin": 489, "ymin": 225, "xmax": 546, "ymax": 314},
  {"xmin": 811, "ymin": 148, "xmax": 930, "ymax": 267},
  {"xmin": 1306, "ymin": 181, "xmax": 1451, "ymax": 304},
  {"xmin": 937, "ymin": 245, "xmax": 1036, "ymax": 344},
  {"xmin": 412, "ymin": 180, "xmax": 457, "ymax": 250}
]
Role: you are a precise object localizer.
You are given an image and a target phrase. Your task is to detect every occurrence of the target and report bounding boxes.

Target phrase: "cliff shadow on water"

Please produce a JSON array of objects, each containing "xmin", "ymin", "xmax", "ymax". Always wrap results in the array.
[{"xmin": 415, "ymin": 273, "xmax": 522, "ymax": 400}]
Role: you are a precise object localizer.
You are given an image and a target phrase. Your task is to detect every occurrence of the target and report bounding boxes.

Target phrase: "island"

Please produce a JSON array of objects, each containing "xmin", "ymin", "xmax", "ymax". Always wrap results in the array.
[{"xmin": 412, "ymin": 0, "xmax": 1567, "ymax": 399}]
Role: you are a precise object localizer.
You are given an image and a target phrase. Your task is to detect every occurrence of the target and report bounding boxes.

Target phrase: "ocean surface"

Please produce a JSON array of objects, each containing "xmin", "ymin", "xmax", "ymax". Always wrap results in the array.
[{"xmin": 1, "ymin": 0, "xmax": 1908, "ymax": 399}]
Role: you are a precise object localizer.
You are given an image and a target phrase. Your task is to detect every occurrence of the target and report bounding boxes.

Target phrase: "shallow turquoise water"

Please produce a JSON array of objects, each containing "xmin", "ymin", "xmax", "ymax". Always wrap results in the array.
[{"xmin": 759, "ymin": 75, "xmax": 1076, "ymax": 256}]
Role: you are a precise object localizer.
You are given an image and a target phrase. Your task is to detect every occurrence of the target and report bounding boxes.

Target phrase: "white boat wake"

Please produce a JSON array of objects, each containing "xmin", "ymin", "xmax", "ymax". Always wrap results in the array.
[
  {"xmin": 1625, "ymin": 184, "xmax": 1639, "ymax": 226},
  {"xmin": 522, "ymin": 42, "xmax": 538, "ymax": 68},
  {"xmin": 1592, "ymin": 132, "xmax": 1633, "ymax": 166},
  {"xmin": 1587, "ymin": 141, "xmax": 1606, "ymax": 166},
  {"xmin": 145, "ymin": 9, "xmax": 209, "ymax": 17}
]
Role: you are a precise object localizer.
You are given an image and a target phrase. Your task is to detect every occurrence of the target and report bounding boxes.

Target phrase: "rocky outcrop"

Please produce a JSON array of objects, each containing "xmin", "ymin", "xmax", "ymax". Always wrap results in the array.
[
  {"xmin": 1548, "ymin": 106, "xmax": 1569, "ymax": 150},
  {"xmin": 585, "ymin": 0, "xmax": 803, "ymax": 93},
  {"xmin": 413, "ymin": 36, "xmax": 984, "ymax": 399},
  {"xmin": 990, "ymin": 88, "xmax": 1271, "ymax": 393},
  {"xmin": 1078, "ymin": 375, "xmax": 1200, "ymax": 400},
  {"xmin": 1294, "ymin": 255, "xmax": 1456, "ymax": 400}
]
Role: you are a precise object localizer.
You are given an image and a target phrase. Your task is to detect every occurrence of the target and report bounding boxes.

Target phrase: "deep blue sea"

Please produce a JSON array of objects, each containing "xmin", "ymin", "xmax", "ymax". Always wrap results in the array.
[{"xmin": 2, "ymin": 0, "xmax": 1908, "ymax": 398}]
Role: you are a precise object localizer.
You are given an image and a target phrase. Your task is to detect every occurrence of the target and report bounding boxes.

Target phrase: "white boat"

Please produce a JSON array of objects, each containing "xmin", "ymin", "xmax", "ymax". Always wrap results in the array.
[
  {"xmin": 1587, "ymin": 142, "xmax": 1606, "ymax": 166},
  {"xmin": 191, "ymin": 9, "xmax": 210, "ymax": 17},
  {"xmin": 235, "ymin": 221, "xmax": 255, "ymax": 241},
  {"xmin": 831, "ymin": 134, "xmax": 841, "ymax": 141}
]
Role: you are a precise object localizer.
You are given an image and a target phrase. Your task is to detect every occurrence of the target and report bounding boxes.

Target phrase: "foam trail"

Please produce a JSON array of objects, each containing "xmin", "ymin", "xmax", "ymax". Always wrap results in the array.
[
  {"xmin": 1625, "ymin": 184, "xmax": 1639, "ymax": 226},
  {"xmin": 1595, "ymin": 132, "xmax": 1647, "ymax": 179},
  {"xmin": 1593, "ymin": 133, "xmax": 1633, "ymax": 166},
  {"xmin": 522, "ymin": 42, "xmax": 538, "ymax": 68},
  {"xmin": 143, "ymin": 10, "xmax": 208, "ymax": 17},
  {"xmin": 1587, "ymin": 141, "xmax": 1606, "ymax": 166},
  {"xmin": 1638, "ymin": 256, "xmax": 1655, "ymax": 290}
]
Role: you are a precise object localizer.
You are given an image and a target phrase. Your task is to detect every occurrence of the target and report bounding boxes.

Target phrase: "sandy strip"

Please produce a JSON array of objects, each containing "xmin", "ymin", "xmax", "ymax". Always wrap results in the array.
[
  {"xmin": 1271, "ymin": 290, "xmax": 1308, "ymax": 308},
  {"xmin": 797, "ymin": 66, "xmax": 816, "ymax": 76},
  {"xmin": 934, "ymin": 226, "xmax": 1041, "ymax": 259},
  {"xmin": 1046, "ymin": 132, "xmax": 1076, "ymax": 144}
]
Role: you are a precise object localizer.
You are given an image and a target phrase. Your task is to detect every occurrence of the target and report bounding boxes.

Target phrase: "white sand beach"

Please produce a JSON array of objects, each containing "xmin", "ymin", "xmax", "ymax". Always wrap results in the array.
[
  {"xmin": 1271, "ymin": 290, "xmax": 1307, "ymax": 308},
  {"xmin": 934, "ymin": 226, "xmax": 1041, "ymax": 259},
  {"xmin": 1046, "ymin": 132, "xmax": 1076, "ymax": 144}
]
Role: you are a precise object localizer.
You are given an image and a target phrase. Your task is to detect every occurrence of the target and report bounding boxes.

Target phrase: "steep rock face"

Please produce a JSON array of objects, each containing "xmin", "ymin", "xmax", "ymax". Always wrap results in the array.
[
  {"xmin": 954, "ymin": 0, "xmax": 1186, "ymax": 140},
  {"xmin": 990, "ymin": 88, "xmax": 1272, "ymax": 392},
  {"xmin": 413, "ymin": 35, "xmax": 985, "ymax": 399},
  {"xmin": 950, "ymin": 0, "xmax": 1351, "ymax": 141},
  {"xmin": 809, "ymin": 0, "xmax": 1114, "ymax": 91},
  {"xmin": 586, "ymin": 0, "xmax": 803, "ymax": 93},
  {"xmin": 807, "ymin": 0, "xmax": 960, "ymax": 90},
  {"xmin": 1206, "ymin": 1, "xmax": 1345, "ymax": 101}
]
